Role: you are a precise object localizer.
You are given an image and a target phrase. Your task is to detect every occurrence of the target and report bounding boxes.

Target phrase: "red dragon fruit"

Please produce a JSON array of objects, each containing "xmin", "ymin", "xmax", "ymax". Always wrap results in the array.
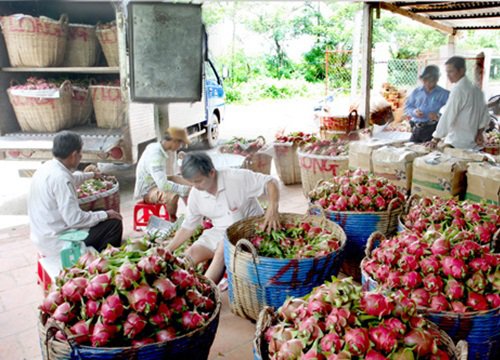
[
  {"xmin": 486, "ymin": 294, "xmax": 500, "ymax": 308},
  {"xmin": 360, "ymin": 293, "xmax": 394, "ymax": 317},
  {"xmin": 153, "ymin": 277, "xmax": 177, "ymax": 300},
  {"xmin": 52, "ymin": 302, "xmax": 74, "ymax": 323},
  {"xmin": 423, "ymin": 274, "xmax": 444, "ymax": 293},
  {"xmin": 40, "ymin": 290, "xmax": 63, "ymax": 315},
  {"xmin": 445, "ymin": 279, "xmax": 465, "ymax": 300},
  {"xmin": 466, "ymin": 272, "xmax": 488, "ymax": 293},
  {"xmin": 132, "ymin": 337, "xmax": 155, "ymax": 347},
  {"xmin": 451, "ymin": 301, "xmax": 468, "ymax": 313},
  {"xmin": 171, "ymin": 269, "xmax": 196, "ymax": 289},
  {"xmin": 137, "ymin": 255, "xmax": 165, "ymax": 275},
  {"xmin": 403, "ymin": 328, "xmax": 437, "ymax": 357},
  {"xmin": 61, "ymin": 277, "xmax": 88, "ymax": 303},
  {"xmin": 410, "ymin": 288, "xmax": 430, "ymax": 307},
  {"xmin": 128, "ymin": 285, "xmax": 158, "ymax": 314},
  {"xmin": 441, "ymin": 256, "xmax": 467, "ymax": 279},
  {"xmin": 419, "ymin": 256, "xmax": 440, "ymax": 274},
  {"xmin": 101, "ymin": 294, "xmax": 124, "ymax": 324},
  {"xmin": 319, "ymin": 332, "xmax": 343, "ymax": 353},
  {"xmin": 430, "ymin": 237, "xmax": 450, "ymax": 256},
  {"xmin": 69, "ymin": 320, "xmax": 91, "ymax": 344},
  {"xmin": 85, "ymin": 273, "xmax": 112, "ymax": 300},
  {"xmin": 124, "ymin": 312, "xmax": 147, "ymax": 339},
  {"xmin": 91, "ymin": 320, "xmax": 117, "ymax": 347},
  {"xmin": 83, "ymin": 299, "xmax": 100, "ymax": 319},
  {"xmin": 181, "ymin": 310, "xmax": 205, "ymax": 331},
  {"xmin": 469, "ymin": 257, "xmax": 491, "ymax": 272},
  {"xmin": 384, "ymin": 318, "xmax": 406, "ymax": 338},
  {"xmin": 276, "ymin": 339, "xmax": 304, "ymax": 359},
  {"xmin": 149, "ymin": 303, "xmax": 173, "ymax": 328},
  {"xmin": 365, "ymin": 349, "xmax": 386, "ymax": 360},
  {"xmin": 344, "ymin": 328, "xmax": 369, "ymax": 356},
  {"xmin": 398, "ymin": 254, "xmax": 419, "ymax": 272},
  {"xmin": 429, "ymin": 294, "xmax": 449, "ymax": 311},
  {"xmin": 88, "ymin": 257, "xmax": 109, "ymax": 274},
  {"xmin": 369, "ymin": 324, "xmax": 397, "ymax": 353},
  {"xmin": 451, "ymin": 240, "xmax": 482, "ymax": 260},
  {"xmin": 466, "ymin": 292, "xmax": 489, "ymax": 311},
  {"xmin": 155, "ymin": 327, "xmax": 177, "ymax": 342},
  {"xmin": 402, "ymin": 271, "xmax": 422, "ymax": 288}
]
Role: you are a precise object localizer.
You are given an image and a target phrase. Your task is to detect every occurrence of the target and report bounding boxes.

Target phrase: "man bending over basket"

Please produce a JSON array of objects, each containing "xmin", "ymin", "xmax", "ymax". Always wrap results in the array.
[
  {"xmin": 166, "ymin": 152, "xmax": 281, "ymax": 284},
  {"xmin": 28, "ymin": 131, "xmax": 123, "ymax": 268}
]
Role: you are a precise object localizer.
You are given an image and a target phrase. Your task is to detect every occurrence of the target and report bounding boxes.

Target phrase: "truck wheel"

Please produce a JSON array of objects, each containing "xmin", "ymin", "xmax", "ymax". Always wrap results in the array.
[{"xmin": 204, "ymin": 113, "xmax": 219, "ymax": 148}]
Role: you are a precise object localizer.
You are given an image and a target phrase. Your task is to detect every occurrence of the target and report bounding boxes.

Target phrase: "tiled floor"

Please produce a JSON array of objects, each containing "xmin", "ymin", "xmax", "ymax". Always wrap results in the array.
[{"xmin": 0, "ymin": 164, "xmax": 308, "ymax": 360}]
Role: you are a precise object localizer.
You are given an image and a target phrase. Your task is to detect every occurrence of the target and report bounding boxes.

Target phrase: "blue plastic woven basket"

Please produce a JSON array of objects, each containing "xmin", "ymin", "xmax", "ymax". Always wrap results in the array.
[
  {"xmin": 41, "ymin": 278, "xmax": 221, "ymax": 360},
  {"xmin": 361, "ymin": 235, "xmax": 500, "ymax": 360},
  {"xmin": 224, "ymin": 213, "xmax": 347, "ymax": 321},
  {"xmin": 309, "ymin": 201, "xmax": 402, "ymax": 280}
]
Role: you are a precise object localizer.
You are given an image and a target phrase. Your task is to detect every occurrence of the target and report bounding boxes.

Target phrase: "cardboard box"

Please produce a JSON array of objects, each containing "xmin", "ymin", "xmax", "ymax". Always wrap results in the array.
[
  {"xmin": 411, "ymin": 152, "xmax": 468, "ymax": 199},
  {"xmin": 443, "ymin": 148, "xmax": 493, "ymax": 162},
  {"xmin": 372, "ymin": 146, "xmax": 422, "ymax": 193},
  {"xmin": 348, "ymin": 138, "xmax": 404, "ymax": 172},
  {"xmin": 465, "ymin": 162, "xmax": 500, "ymax": 205}
]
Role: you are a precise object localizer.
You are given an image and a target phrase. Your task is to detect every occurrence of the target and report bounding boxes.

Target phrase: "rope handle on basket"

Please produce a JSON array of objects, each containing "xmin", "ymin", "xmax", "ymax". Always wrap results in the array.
[
  {"xmin": 59, "ymin": 14, "xmax": 69, "ymax": 25},
  {"xmin": 403, "ymin": 193, "xmax": 420, "ymax": 215},
  {"xmin": 59, "ymin": 80, "xmax": 72, "ymax": 92},
  {"xmin": 255, "ymin": 135, "xmax": 266, "ymax": 146},
  {"xmin": 456, "ymin": 340, "xmax": 468, "ymax": 360},
  {"xmin": 232, "ymin": 238, "xmax": 262, "ymax": 288},
  {"xmin": 386, "ymin": 198, "xmax": 401, "ymax": 233},
  {"xmin": 255, "ymin": 306, "xmax": 275, "ymax": 338},
  {"xmin": 44, "ymin": 319, "xmax": 78, "ymax": 360},
  {"xmin": 365, "ymin": 231, "xmax": 386, "ymax": 258},
  {"xmin": 348, "ymin": 109, "xmax": 358, "ymax": 134}
]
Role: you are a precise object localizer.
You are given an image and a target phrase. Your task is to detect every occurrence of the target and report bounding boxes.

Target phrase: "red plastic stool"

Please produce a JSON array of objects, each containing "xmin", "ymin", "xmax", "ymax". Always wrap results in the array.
[
  {"xmin": 37, "ymin": 254, "xmax": 55, "ymax": 293},
  {"xmin": 133, "ymin": 201, "xmax": 170, "ymax": 231}
]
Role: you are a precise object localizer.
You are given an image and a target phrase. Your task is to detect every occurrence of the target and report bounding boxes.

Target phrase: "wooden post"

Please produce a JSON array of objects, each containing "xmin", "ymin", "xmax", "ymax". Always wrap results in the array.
[
  {"xmin": 351, "ymin": 10, "xmax": 362, "ymax": 101},
  {"xmin": 360, "ymin": 2, "xmax": 373, "ymax": 128}
]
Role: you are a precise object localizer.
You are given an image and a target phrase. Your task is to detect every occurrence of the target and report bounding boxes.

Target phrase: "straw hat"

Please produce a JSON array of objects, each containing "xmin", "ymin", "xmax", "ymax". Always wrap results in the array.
[{"xmin": 166, "ymin": 127, "xmax": 190, "ymax": 145}]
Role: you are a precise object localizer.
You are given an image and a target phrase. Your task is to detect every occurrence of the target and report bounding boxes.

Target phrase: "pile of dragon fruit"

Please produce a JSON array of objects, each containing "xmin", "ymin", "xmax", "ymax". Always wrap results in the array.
[
  {"xmin": 484, "ymin": 130, "xmax": 500, "ymax": 147},
  {"xmin": 401, "ymin": 196, "xmax": 500, "ymax": 245},
  {"xmin": 39, "ymin": 245, "xmax": 217, "ymax": 347},
  {"xmin": 249, "ymin": 220, "xmax": 342, "ymax": 259},
  {"xmin": 263, "ymin": 277, "xmax": 453, "ymax": 359},
  {"xmin": 275, "ymin": 131, "xmax": 318, "ymax": 145},
  {"xmin": 363, "ymin": 229, "xmax": 500, "ymax": 313},
  {"xmin": 9, "ymin": 77, "xmax": 59, "ymax": 90},
  {"xmin": 219, "ymin": 136, "xmax": 265, "ymax": 156},
  {"xmin": 309, "ymin": 169, "xmax": 405, "ymax": 212},
  {"xmin": 300, "ymin": 139, "xmax": 349, "ymax": 157},
  {"xmin": 77, "ymin": 177, "xmax": 116, "ymax": 199}
]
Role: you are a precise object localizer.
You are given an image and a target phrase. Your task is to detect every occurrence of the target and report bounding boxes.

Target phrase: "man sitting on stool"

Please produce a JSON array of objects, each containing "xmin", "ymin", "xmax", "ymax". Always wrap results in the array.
[
  {"xmin": 134, "ymin": 127, "xmax": 192, "ymax": 221},
  {"xmin": 28, "ymin": 131, "xmax": 123, "ymax": 270}
]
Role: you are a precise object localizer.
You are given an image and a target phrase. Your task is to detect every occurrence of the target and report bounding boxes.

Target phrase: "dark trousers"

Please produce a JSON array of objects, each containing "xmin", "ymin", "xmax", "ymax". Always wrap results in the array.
[
  {"xmin": 85, "ymin": 219, "xmax": 123, "ymax": 251},
  {"xmin": 410, "ymin": 121, "xmax": 438, "ymax": 143}
]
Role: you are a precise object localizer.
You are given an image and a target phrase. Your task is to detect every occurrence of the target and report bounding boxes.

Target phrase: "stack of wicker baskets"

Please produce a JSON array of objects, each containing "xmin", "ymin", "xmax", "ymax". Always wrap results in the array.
[{"xmin": 96, "ymin": 21, "xmax": 119, "ymax": 66}]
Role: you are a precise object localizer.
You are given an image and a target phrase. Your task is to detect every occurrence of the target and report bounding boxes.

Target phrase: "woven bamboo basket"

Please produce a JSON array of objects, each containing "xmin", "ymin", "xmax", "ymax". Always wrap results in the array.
[
  {"xmin": 320, "ymin": 109, "xmax": 359, "ymax": 133},
  {"xmin": 89, "ymin": 85, "xmax": 125, "ymax": 129},
  {"xmin": 96, "ymin": 22, "xmax": 119, "ymax": 67},
  {"xmin": 243, "ymin": 153, "xmax": 272, "ymax": 175},
  {"xmin": 78, "ymin": 179, "xmax": 120, "ymax": 213},
  {"xmin": 273, "ymin": 143, "xmax": 301, "ymax": 185},
  {"xmin": 254, "ymin": 306, "xmax": 468, "ymax": 360},
  {"xmin": 308, "ymin": 197, "xmax": 402, "ymax": 281},
  {"xmin": 361, "ymin": 232, "xmax": 500, "ymax": 360},
  {"xmin": 63, "ymin": 23, "xmax": 99, "ymax": 67},
  {"xmin": 0, "ymin": 14, "xmax": 68, "ymax": 67},
  {"xmin": 224, "ymin": 212, "xmax": 346, "ymax": 321},
  {"xmin": 71, "ymin": 86, "xmax": 93, "ymax": 127},
  {"xmin": 297, "ymin": 150, "xmax": 349, "ymax": 196},
  {"xmin": 7, "ymin": 80, "xmax": 72, "ymax": 133},
  {"xmin": 39, "ymin": 277, "xmax": 221, "ymax": 360}
]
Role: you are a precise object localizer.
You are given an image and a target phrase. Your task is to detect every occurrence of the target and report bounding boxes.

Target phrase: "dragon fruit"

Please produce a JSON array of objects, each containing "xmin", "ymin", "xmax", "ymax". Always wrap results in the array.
[
  {"xmin": 369, "ymin": 325, "xmax": 397, "ymax": 353},
  {"xmin": 85, "ymin": 273, "xmax": 112, "ymax": 300},
  {"xmin": 441, "ymin": 256, "xmax": 467, "ymax": 279},
  {"xmin": 344, "ymin": 328, "xmax": 369, "ymax": 356},
  {"xmin": 69, "ymin": 320, "xmax": 92, "ymax": 344},
  {"xmin": 101, "ymin": 294, "xmax": 124, "ymax": 324},
  {"xmin": 40, "ymin": 290, "xmax": 63, "ymax": 315},
  {"xmin": 127, "ymin": 285, "xmax": 158, "ymax": 314},
  {"xmin": 61, "ymin": 277, "xmax": 88, "ymax": 303},
  {"xmin": 360, "ymin": 293, "xmax": 394, "ymax": 317},
  {"xmin": 153, "ymin": 277, "xmax": 177, "ymax": 300},
  {"xmin": 181, "ymin": 310, "xmax": 205, "ymax": 331},
  {"xmin": 155, "ymin": 327, "xmax": 177, "ymax": 342},
  {"xmin": 52, "ymin": 302, "xmax": 74, "ymax": 323},
  {"xmin": 123, "ymin": 312, "xmax": 147, "ymax": 339},
  {"xmin": 91, "ymin": 320, "xmax": 117, "ymax": 347}
]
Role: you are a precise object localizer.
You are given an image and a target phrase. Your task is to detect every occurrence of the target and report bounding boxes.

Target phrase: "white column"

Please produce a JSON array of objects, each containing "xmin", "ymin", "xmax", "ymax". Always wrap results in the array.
[{"xmin": 373, "ymin": 43, "xmax": 390, "ymax": 91}]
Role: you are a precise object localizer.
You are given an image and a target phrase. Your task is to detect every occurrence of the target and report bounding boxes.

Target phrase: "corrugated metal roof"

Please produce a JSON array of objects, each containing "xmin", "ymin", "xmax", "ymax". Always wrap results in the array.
[{"xmin": 384, "ymin": 1, "xmax": 500, "ymax": 31}]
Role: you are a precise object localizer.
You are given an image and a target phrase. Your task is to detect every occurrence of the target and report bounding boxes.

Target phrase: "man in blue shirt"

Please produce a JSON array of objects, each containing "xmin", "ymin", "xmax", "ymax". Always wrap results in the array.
[{"xmin": 404, "ymin": 65, "xmax": 450, "ymax": 143}]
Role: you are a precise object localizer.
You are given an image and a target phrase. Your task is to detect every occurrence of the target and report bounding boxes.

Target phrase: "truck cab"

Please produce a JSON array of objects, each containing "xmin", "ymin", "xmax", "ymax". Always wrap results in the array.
[{"xmin": 0, "ymin": 0, "xmax": 224, "ymax": 164}]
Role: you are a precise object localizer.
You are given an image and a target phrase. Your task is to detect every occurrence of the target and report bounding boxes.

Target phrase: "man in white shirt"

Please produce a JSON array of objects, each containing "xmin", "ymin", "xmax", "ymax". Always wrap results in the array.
[
  {"xmin": 134, "ymin": 127, "xmax": 191, "ymax": 221},
  {"xmin": 430, "ymin": 56, "xmax": 490, "ymax": 149},
  {"xmin": 28, "ymin": 131, "xmax": 123, "ymax": 264},
  {"xmin": 167, "ymin": 152, "xmax": 280, "ymax": 284}
]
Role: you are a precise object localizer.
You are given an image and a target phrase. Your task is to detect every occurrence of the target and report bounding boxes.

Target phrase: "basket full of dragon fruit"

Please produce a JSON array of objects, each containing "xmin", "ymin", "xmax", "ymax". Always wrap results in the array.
[
  {"xmin": 399, "ymin": 195, "xmax": 500, "ymax": 245},
  {"xmin": 273, "ymin": 131, "xmax": 318, "ymax": 185},
  {"xmin": 361, "ymin": 229, "xmax": 500, "ymax": 359},
  {"xmin": 308, "ymin": 169, "xmax": 405, "ymax": 280},
  {"xmin": 297, "ymin": 138, "xmax": 349, "ymax": 196},
  {"xmin": 219, "ymin": 136, "xmax": 272, "ymax": 175},
  {"xmin": 254, "ymin": 276, "xmax": 467, "ymax": 360},
  {"xmin": 482, "ymin": 130, "xmax": 500, "ymax": 155},
  {"xmin": 77, "ymin": 175, "xmax": 120, "ymax": 213},
  {"xmin": 38, "ymin": 244, "xmax": 221, "ymax": 360},
  {"xmin": 224, "ymin": 212, "xmax": 346, "ymax": 321}
]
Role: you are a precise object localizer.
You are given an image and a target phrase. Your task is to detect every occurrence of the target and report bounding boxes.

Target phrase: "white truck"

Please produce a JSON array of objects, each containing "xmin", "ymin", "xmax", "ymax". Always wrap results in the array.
[{"xmin": 0, "ymin": 0, "xmax": 225, "ymax": 165}]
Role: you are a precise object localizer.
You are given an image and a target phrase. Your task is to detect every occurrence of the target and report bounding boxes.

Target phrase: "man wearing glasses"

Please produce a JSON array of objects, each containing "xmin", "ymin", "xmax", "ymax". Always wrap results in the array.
[{"xmin": 134, "ymin": 127, "xmax": 192, "ymax": 221}]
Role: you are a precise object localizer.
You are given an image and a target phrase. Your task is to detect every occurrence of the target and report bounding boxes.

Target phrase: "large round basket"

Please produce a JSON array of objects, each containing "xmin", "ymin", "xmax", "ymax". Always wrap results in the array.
[
  {"xmin": 78, "ymin": 180, "xmax": 120, "ymax": 213},
  {"xmin": 39, "ymin": 277, "xmax": 221, "ymax": 360},
  {"xmin": 319, "ymin": 109, "xmax": 359, "ymax": 133},
  {"xmin": 96, "ymin": 22, "xmax": 119, "ymax": 66},
  {"xmin": 253, "ymin": 306, "xmax": 468, "ymax": 360},
  {"xmin": 308, "ymin": 198, "xmax": 402, "ymax": 281},
  {"xmin": 224, "ymin": 213, "xmax": 346, "ymax": 321},
  {"xmin": 273, "ymin": 143, "xmax": 301, "ymax": 185},
  {"xmin": 89, "ymin": 85, "xmax": 125, "ymax": 129},
  {"xmin": 7, "ymin": 80, "xmax": 72, "ymax": 133},
  {"xmin": 297, "ymin": 150, "xmax": 348, "ymax": 196},
  {"xmin": 361, "ymin": 232, "xmax": 500, "ymax": 360},
  {"xmin": 0, "ymin": 14, "xmax": 68, "ymax": 67},
  {"xmin": 71, "ymin": 86, "xmax": 93, "ymax": 127},
  {"xmin": 63, "ymin": 23, "xmax": 99, "ymax": 67}
]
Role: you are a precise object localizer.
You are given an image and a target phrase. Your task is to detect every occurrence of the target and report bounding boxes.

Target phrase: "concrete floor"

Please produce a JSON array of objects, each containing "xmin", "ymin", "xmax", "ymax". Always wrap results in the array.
[{"xmin": 0, "ymin": 161, "xmax": 309, "ymax": 360}]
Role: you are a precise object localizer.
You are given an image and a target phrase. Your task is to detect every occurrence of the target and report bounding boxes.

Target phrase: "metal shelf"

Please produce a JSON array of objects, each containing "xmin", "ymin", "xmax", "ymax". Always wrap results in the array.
[{"xmin": 0, "ymin": 66, "xmax": 119, "ymax": 74}]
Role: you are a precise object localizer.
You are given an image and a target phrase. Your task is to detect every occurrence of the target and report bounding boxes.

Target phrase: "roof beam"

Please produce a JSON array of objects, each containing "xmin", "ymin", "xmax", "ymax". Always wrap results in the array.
[
  {"xmin": 410, "ymin": 3, "xmax": 500, "ymax": 13},
  {"xmin": 430, "ymin": 12, "xmax": 500, "ymax": 20},
  {"xmin": 379, "ymin": 2, "xmax": 455, "ymax": 34}
]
